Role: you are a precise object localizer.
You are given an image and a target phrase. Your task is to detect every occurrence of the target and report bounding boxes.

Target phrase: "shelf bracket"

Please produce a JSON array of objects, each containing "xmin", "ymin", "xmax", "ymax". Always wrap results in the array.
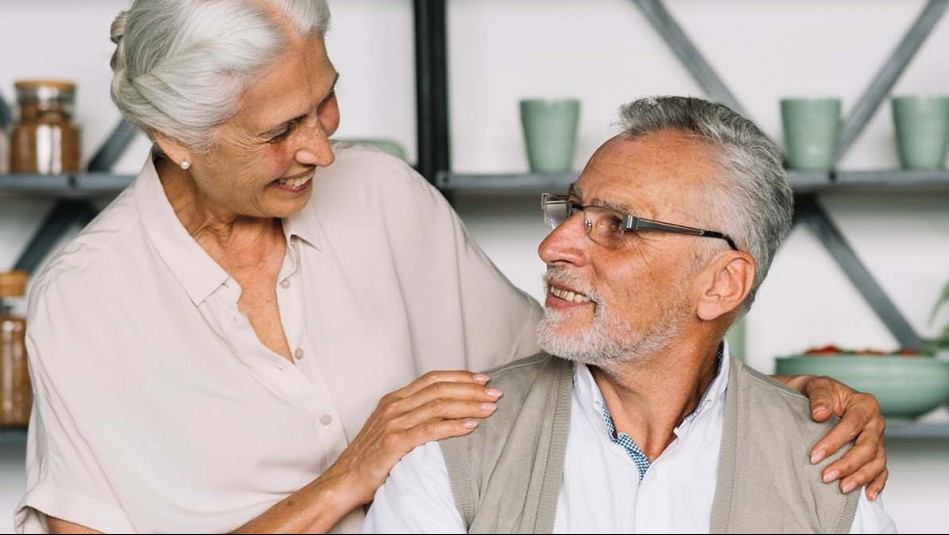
[
  {"xmin": 413, "ymin": 0, "xmax": 451, "ymax": 186},
  {"xmin": 12, "ymin": 198, "xmax": 98, "ymax": 274},
  {"xmin": 793, "ymin": 194, "xmax": 926, "ymax": 350},
  {"xmin": 630, "ymin": 0, "xmax": 747, "ymax": 118},
  {"xmin": 87, "ymin": 119, "xmax": 138, "ymax": 172},
  {"xmin": 836, "ymin": 0, "xmax": 949, "ymax": 161},
  {"xmin": 0, "ymin": 92, "xmax": 10, "ymax": 129}
]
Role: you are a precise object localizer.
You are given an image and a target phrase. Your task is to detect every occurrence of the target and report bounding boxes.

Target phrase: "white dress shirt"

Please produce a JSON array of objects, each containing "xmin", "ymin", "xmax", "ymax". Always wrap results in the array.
[
  {"xmin": 16, "ymin": 145, "xmax": 542, "ymax": 534},
  {"xmin": 363, "ymin": 346, "xmax": 897, "ymax": 534}
]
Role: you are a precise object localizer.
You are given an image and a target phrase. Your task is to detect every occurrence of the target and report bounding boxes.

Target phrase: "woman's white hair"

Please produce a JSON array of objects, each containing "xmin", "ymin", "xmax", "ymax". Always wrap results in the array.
[{"xmin": 110, "ymin": 0, "xmax": 331, "ymax": 152}]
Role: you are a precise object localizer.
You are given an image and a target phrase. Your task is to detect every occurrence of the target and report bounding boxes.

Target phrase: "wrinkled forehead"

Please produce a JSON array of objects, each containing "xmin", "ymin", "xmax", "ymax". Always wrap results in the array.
[{"xmin": 572, "ymin": 131, "xmax": 720, "ymax": 218}]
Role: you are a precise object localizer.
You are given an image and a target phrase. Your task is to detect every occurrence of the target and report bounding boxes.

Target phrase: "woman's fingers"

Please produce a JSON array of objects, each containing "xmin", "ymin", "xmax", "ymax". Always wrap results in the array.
[
  {"xmin": 386, "ymin": 370, "xmax": 490, "ymax": 400},
  {"xmin": 386, "ymin": 379, "xmax": 501, "ymax": 419}
]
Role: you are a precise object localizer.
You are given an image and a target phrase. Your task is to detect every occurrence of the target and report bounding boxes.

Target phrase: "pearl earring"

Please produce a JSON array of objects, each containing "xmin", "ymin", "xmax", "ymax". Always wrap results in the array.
[{"xmin": 180, "ymin": 160, "xmax": 190, "ymax": 170}]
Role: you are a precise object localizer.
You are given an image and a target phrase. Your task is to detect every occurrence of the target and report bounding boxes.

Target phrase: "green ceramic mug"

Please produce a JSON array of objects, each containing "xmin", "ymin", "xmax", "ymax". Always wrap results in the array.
[
  {"xmin": 780, "ymin": 97, "xmax": 842, "ymax": 170},
  {"xmin": 519, "ymin": 98, "xmax": 581, "ymax": 173},
  {"xmin": 891, "ymin": 95, "xmax": 949, "ymax": 170}
]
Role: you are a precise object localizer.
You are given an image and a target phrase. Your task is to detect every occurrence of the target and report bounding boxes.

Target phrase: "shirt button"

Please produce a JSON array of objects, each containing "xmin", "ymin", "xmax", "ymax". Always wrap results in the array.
[
  {"xmin": 294, "ymin": 348, "xmax": 304, "ymax": 360},
  {"xmin": 280, "ymin": 279, "xmax": 290, "ymax": 289},
  {"xmin": 320, "ymin": 414, "xmax": 333, "ymax": 426}
]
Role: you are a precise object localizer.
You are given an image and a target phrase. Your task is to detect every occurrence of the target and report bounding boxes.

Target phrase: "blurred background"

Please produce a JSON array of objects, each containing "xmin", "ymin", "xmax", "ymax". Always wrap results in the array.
[{"xmin": 1, "ymin": 0, "xmax": 948, "ymax": 532}]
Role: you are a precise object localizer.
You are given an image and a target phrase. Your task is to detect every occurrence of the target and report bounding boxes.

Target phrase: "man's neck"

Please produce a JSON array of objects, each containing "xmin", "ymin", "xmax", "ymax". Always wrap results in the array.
[{"xmin": 590, "ymin": 339, "xmax": 723, "ymax": 461}]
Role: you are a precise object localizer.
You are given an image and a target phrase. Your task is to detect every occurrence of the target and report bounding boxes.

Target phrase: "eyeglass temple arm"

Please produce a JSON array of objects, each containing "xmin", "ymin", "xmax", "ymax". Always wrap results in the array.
[{"xmin": 627, "ymin": 216, "xmax": 738, "ymax": 250}]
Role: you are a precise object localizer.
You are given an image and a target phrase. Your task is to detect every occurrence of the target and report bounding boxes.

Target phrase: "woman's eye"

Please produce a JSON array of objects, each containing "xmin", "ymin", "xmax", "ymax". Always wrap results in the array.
[{"xmin": 267, "ymin": 129, "xmax": 291, "ymax": 144}]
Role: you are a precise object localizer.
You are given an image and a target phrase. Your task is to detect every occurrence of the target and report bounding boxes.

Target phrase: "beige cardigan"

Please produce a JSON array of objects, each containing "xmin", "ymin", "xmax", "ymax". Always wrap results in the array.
[{"xmin": 441, "ymin": 353, "xmax": 859, "ymax": 533}]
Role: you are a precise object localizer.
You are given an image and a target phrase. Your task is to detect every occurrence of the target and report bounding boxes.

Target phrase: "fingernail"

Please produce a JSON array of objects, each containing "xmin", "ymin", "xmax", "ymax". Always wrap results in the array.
[
  {"xmin": 812, "ymin": 405, "xmax": 828, "ymax": 415},
  {"xmin": 810, "ymin": 449, "xmax": 826, "ymax": 464},
  {"xmin": 822, "ymin": 470, "xmax": 839, "ymax": 483},
  {"xmin": 841, "ymin": 481, "xmax": 856, "ymax": 494},
  {"xmin": 485, "ymin": 388, "xmax": 503, "ymax": 399},
  {"xmin": 867, "ymin": 489, "xmax": 878, "ymax": 501},
  {"xmin": 472, "ymin": 374, "xmax": 490, "ymax": 383},
  {"xmin": 462, "ymin": 419, "xmax": 478, "ymax": 429},
  {"xmin": 479, "ymin": 402, "xmax": 497, "ymax": 412}
]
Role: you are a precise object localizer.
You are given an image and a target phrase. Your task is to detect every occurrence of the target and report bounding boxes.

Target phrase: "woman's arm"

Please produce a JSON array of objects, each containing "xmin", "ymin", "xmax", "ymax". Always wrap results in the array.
[{"xmin": 231, "ymin": 370, "xmax": 502, "ymax": 533}]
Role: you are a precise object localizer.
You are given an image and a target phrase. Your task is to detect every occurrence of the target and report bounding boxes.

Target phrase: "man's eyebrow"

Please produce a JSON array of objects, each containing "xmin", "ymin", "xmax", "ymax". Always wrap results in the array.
[
  {"xmin": 257, "ymin": 72, "xmax": 340, "ymax": 138},
  {"xmin": 568, "ymin": 183, "xmax": 630, "ymax": 213}
]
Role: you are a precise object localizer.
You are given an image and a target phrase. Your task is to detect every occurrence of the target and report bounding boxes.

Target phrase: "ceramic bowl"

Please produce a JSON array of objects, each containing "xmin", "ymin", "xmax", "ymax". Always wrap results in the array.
[{"xmin": 774, "ymin": 354, "xmax": 949, "ymax": 420}]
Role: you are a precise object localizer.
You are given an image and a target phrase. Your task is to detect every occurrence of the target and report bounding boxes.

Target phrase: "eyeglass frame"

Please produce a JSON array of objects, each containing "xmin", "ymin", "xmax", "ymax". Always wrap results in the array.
[{"xmin": 540, "ymin": 192, "xmax": 739, "ymax": 251}]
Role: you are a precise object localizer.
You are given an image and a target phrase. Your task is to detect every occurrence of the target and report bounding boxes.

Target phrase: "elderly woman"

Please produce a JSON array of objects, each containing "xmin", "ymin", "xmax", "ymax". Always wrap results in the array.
[{"xmin": 16, "ymin": 1, "xmax": 887, "ymax": 533}]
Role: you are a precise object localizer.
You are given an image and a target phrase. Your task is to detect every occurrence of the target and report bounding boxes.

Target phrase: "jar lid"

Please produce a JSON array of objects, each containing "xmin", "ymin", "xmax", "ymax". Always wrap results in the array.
[
  {"xmin": 15, "ymin": 79, "xmax": 76, "ymax": 92},
  {"xmin": 0, "ymin": 271, "xmax": 27, "ymax": 299},
  {"xmin": 15, "ymin": 79, "xmax": 76, "ymax": 106}
]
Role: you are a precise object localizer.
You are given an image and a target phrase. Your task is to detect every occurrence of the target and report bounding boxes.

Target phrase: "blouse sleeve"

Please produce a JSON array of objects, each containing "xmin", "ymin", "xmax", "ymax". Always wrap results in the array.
[
  {"xmin": 15, "ymin": 282, "xmax": 136, "ymax": 534},
  {"xmin": 375, "ymin": 156, "xmax": 544, "ymax": 373}
]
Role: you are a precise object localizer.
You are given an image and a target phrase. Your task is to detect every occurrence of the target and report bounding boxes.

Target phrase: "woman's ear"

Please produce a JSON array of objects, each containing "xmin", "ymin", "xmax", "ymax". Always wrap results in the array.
[
  {"xmin": 153, "ymin": 131, "xmax": 191, "ymax": 169},
  {"xmin": 696, "ymin": 251, "xmax": 756, "ymax": 321}
]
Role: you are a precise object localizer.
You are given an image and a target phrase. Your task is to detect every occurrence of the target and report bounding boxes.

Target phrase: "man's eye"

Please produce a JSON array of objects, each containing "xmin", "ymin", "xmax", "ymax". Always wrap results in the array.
[{"xmin": 602, "ymin": 213, "xmax": 625, "ymax": 232}]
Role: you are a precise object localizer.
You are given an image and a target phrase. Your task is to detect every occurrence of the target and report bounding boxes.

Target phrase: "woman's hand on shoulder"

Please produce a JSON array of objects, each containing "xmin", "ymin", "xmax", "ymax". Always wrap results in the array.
[
  {"xmin": 319, "ymin": 370, "xmax": 502, "ymax": 507},
  {"xmin": 784, "ymin": 374, "xmax": 888, "ymax": 499}
]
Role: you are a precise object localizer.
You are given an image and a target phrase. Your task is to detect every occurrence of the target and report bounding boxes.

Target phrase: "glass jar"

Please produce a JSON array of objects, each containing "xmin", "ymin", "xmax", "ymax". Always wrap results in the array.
[
  {"xmin": 10, "ymin": 79, "xmax": 81, "ymax": 174},
  {"xmin": 0, "ymin": 271, "xmax": 32, "ymax": 427}
]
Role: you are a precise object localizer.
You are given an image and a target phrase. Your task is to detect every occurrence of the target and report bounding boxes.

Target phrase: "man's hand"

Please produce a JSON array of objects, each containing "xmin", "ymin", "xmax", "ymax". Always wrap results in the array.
[{"xmin": 775, "ymin": 373, "xmax": 888, "ymax": 500}]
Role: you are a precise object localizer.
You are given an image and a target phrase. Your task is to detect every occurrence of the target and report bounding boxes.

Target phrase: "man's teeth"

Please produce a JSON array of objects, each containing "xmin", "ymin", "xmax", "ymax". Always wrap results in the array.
[
  {"xmin": 548, "ymin": 285, "xmax": 592, "ymax": 303},
  {"xmin": 277, "ymin": 173, "xmax": 312, "ymax": 187}
]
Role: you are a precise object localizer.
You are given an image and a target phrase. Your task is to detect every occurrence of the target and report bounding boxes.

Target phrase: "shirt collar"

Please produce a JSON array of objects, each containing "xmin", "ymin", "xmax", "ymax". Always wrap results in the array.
[{"xmin": 284, "ymin": 199, "xmax": 323, "ymax": 250}]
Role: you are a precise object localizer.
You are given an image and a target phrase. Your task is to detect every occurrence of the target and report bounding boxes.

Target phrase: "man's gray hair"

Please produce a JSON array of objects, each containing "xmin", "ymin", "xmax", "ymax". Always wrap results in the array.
[
  {"xmin": 109, "ymin": 0, "xmax": 331, "ymax": 152},
  {"xmin": 618, "ymin": 96, "xmax": 793, "ymax": 313}
]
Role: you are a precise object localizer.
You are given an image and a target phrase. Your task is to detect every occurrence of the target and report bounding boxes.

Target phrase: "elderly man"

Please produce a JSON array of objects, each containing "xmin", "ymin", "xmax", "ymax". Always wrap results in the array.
[{"xmin": 361, "ymin": 96, "xmax": 896, "ymax": 534}]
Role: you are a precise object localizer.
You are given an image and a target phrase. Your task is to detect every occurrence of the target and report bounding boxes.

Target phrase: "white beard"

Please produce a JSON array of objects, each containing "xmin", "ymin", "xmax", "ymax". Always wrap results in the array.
[{"xmin": 536, "ymin": 272, "xmax": 691, "ymax": 367}]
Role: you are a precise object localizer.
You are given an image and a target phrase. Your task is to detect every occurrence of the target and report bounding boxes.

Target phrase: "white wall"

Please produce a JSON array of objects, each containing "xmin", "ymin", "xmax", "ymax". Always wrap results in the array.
[{"xmin": 1, "ymin": 0, "xmax": 947, "ymax": 532}]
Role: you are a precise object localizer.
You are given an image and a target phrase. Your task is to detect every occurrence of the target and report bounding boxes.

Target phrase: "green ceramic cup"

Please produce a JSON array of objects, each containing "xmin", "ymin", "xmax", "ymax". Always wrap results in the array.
[
  {"xmin": 780, "ymin": 97, "xmax": 842, "ymax": 170},
  {"xmin": 891, "ymin": 95, "xmax": 949, "ymax": 170},
  {"xmin": 519, "ymin": 98, "xmax": 581, "ymax": 173}
]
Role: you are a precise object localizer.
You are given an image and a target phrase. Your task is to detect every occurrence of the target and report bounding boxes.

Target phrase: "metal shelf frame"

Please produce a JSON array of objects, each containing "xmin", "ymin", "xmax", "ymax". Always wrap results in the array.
[{"xmin": 415, "ymin": 0, "xmax": 949, "ymax": 352}]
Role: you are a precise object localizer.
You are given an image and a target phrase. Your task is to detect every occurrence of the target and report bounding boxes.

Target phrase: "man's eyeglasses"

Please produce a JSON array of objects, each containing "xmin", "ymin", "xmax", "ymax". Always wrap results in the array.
[{"xmin": 541, "ymin": 193, "xmax": 739, "ymax": 251}]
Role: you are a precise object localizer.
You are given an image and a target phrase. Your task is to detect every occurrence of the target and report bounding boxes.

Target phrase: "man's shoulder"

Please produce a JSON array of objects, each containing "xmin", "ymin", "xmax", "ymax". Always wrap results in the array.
[
  {"xmin": 442, "ymin": 352, "xmax": 571, "ymax": 452},
  {"xmin": 480, "ymin": 352, "xmax": 563, "ymax": 385}
]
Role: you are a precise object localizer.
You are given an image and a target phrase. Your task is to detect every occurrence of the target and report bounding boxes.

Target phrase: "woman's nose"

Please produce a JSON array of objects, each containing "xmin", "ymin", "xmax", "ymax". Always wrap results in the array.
[{"xmin": 295, "ymin": 120, "xmax": 335, "ymax": 167}]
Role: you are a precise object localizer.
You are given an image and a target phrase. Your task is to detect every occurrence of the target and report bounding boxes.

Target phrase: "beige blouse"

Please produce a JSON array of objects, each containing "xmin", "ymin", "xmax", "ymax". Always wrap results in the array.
[{"xmin": 16, "ymin": 145, "xmax": 542, "ymax": 533}]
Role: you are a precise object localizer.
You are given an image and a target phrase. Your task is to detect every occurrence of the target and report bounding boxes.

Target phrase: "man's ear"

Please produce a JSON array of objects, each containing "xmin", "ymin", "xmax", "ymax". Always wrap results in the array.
[
  {"xmin": 696, "ymin": 251, "xmax": 756, "ymax": 321},
  {"xmin": 153, "ymin": 131, "xmax": 191, "ymax": 168}
]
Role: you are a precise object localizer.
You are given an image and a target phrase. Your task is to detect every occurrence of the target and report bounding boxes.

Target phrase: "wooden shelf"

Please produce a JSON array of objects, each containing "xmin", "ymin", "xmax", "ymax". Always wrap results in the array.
[
  {"xmin": 0, "ymin": 427, "xmax": 27, "ymax": 446},
  {"xmin": 435, "ymin": 171, "xmax": 577, "ymax": 192},
  {"xmin": 792, "ymin": 169, "xmax": 949, "ymax": 193},
  {"xmin": 434, "ymin": 170, "xmax": 949, "ymax": 194},
  {"xmin": 886, "ymin": 420, "xmax": 949, "ymax": 440},
  {"xmin": 0, "ymin": 173, "xmax": 135, "ymax": 197}
]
